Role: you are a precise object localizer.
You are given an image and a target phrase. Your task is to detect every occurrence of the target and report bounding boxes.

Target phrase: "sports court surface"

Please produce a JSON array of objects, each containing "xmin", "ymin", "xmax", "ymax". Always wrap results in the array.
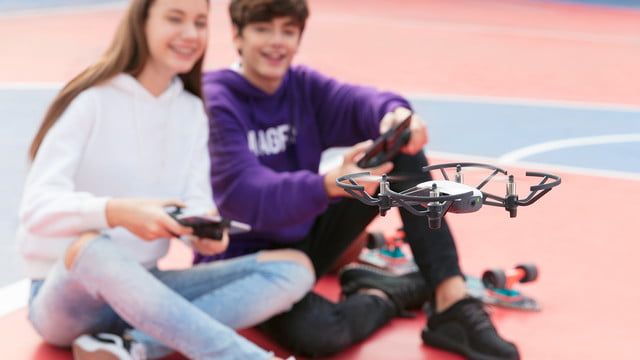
[{"xmin": 1, "ymin": 0, "xmax": 639, "ymax": 359}]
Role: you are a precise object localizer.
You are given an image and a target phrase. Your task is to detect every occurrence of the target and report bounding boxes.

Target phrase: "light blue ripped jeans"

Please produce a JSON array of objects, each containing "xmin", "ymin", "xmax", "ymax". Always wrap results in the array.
[{"xmin": 28, "ymin": 234, "xmax": 314, "ymax": 360}]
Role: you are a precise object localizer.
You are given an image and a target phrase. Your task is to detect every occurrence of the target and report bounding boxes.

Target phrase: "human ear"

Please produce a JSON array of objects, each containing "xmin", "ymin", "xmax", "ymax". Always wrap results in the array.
[{"xmin": 231, "ymin": 25, "xmax": 243, "ymax": 55}]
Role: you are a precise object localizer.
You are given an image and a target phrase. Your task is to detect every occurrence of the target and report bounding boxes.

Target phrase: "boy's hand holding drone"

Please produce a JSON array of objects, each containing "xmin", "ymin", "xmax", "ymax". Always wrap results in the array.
[
  {"xmin": 106, "ymin": 198, "xmax": 193, "ymax": 241},
  {"xmin": 324, "ymin": 140, "xmax": 393, "ymax": 198},
  {"xmin": 379, "ymin": 106, "xmax": 429, "ymax": 155}
]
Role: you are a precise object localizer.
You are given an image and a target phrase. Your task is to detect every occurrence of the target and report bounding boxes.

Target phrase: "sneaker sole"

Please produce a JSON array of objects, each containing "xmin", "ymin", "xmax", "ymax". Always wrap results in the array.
[
  {"xmin": 72, "ymin": 336, "xmax": 132, "ymax": 360},
  {"xmin": 339, "ymin": 263, "xmax": 398, "ymax": 277},
  {"xmin": 72, "ymin": 347, "xmax": 124, "ymax": 360},
  {"xmin": 339, "ymin": 264, "xmax": 398, "ymax": 288},
  {"xmin": 422, "ymin": 328, "xmax": 518, "ymax": 360},
  {"xmin": 339, "ymin": 267, "xmax": 398, "ymax": 299}
]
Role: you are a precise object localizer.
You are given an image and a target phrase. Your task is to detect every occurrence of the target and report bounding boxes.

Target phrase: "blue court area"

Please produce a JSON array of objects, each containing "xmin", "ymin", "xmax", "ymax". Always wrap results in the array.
[
  {"xmin": 1, "ymin": 0, "xmax": 638, "ymax": 12},
  {"xmin": 1, "ymin": 88, "xmax": 639, "ymax": 287},
  {"xmin": 0, "ymin": 89, "xmax": 58, "ymax": 286},
  {"xmin": 412, "ymin": 98, "xmax": 640, "ymax": 174},
  {"xmin": 1, "ymin": 0, "xmax": 637, "ymax": 14},
  {"xmin": 559, "ymin": 0, "xmax": 640, "ymax": 9}
]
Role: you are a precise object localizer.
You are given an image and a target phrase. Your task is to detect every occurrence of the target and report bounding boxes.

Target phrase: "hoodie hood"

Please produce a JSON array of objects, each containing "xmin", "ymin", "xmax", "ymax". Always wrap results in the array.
[
  {"xmin": 203, "ymin": 66, "xmax": 297, "ymax": 131},
  {"xmin": 202, "ymin": 67, "xmax": 290, "ymax": 101},
  {"xmin": 109, "ymin": 73, "xmax": 184, "ymax": 103}
]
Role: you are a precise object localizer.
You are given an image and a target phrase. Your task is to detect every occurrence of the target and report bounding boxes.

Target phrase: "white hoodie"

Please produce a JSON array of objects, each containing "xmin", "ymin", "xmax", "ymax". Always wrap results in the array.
[{"xmin": 17, "ymin": 73, "xmax": 214, "ymax": 279}]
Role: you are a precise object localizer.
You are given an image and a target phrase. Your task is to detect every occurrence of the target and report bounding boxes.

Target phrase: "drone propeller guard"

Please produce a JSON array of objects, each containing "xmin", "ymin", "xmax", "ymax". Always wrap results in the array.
[{"xmin": 336, "ymin": 162, "xmax": 561, "ymax": 229}]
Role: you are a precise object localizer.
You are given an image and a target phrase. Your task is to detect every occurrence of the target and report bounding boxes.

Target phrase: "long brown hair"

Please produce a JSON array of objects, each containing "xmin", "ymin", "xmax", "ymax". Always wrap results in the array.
[{"xmin": 29, "ymin": 0, "xmax": 207, "ymax": 160}]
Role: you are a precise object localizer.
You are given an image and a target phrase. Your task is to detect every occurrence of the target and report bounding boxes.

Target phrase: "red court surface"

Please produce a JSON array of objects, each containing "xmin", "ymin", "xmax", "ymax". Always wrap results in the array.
[
  {"xmin": 1, "ymin": 0, "xmax": 639, "ymax": 104},
  {"xmin": 1, "ymin": 0, "xmax": 639, "ymax": 359},
  {"xmin": 2, "ymin": 165, "xmax": 639, "ymax": 359}
]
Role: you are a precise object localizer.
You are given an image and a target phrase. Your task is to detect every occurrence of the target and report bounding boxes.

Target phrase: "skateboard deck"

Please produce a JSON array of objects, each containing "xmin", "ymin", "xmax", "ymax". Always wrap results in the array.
[{"xmin": 465, "ymin": 275, "xmax": 540, "ymax": 311}]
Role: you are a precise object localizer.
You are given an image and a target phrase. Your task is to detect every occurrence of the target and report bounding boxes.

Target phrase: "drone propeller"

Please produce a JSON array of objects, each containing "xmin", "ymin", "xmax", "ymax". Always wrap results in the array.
[
  {"xmin": 347, "ymin": 173, "xmax": 430, "ymax": 183},
  {"xmin": 336, "ymin": 172, "xmax": 476, "ymax": 229},
  {"xmin": 423, "ymin": 163, "xmax": 561, "ymax": 218},
  {"xmin": 481, "ymin": 171, "xmax": 561, "ymax": 217}
]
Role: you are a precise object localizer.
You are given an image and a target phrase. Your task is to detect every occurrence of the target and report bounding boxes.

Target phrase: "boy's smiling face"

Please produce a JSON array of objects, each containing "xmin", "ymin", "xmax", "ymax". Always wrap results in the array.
[{"xmin": 234, "ymin": 16, "xmax": 302, "ymax": 93}]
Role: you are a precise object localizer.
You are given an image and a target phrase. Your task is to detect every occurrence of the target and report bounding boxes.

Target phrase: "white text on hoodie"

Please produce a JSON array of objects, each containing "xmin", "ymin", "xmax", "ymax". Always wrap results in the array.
[{"xmin": 247, "ymin": 124, "xmax": 296, "ymax": 156}]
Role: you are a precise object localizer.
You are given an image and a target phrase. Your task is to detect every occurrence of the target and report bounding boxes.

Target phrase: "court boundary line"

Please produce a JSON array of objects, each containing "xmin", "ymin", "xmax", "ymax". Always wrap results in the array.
[
  {"xmin": 321, "ymin": 148, "xmax": 640, "ymax": 181},
  {"xmin": 0, "ymin": 279, "xmax": 29, "ymax": 317},
  {"xmin": 0, "ymin": 0, "xmax": 227, "ymax": 19},
  {"xmin": 0, "ymin": 83, "xmax": 61, "ymax": 90},
  {"xmin": 431, "ymin": 150, "xmax": 640, "ymax": 181},
  {"xmin": 0, "ymin": 2, "xmax": 127, "ymax": 19},
  {"xmin": 319, "ymin": 13, "xmax": 640, "ymax": 46},
  {"xmin": 405, "ymin": 92, "xmax": 640, "ymax": 113},
  {"xmin": 499, "ymin": 134, "xmax": 640, "ymax": 162},
  {"xmin": 3, "ymin": 83, "xmax": 640, "ymax": 113}
]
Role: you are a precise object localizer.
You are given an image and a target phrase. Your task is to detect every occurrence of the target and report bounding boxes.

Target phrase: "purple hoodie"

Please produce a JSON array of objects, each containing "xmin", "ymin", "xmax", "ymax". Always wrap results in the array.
[{"xmin": 197, "ymin": 65, "xmax": 411, "ymax": 262}]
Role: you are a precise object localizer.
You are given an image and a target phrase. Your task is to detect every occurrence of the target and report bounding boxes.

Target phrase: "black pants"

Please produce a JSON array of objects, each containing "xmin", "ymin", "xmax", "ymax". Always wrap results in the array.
[{"xmin": 260, "ymin": 153, "xmax": 463, "ymax": 357}]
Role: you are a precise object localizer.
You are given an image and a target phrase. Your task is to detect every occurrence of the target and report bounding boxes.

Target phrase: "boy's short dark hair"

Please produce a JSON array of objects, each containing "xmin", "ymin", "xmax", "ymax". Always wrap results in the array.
[{"xmin": 229, "ymin": 0, "xmax": 309, "ymax": 34}]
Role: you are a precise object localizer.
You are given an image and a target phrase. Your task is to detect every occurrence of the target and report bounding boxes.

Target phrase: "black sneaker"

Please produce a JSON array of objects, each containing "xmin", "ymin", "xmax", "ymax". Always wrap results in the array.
[
  {"xmin": 72, "ymin": 333, "xmax": 146, "ymax": 360},
  {"xmin": 422, "ymin": 298, "xmax": 519, "ymax": 360},
  {"xmin": 339, "ymin": 264, "xmax": 429, "ymax": 315}
]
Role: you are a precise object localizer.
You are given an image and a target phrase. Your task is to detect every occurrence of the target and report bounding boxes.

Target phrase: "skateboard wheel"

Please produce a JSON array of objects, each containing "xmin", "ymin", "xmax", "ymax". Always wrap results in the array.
[
  {"xmin": 482, "ymin": 268, "xmax": 507, "ymax": 289},
  {"xmin": 367, "ymin": 232, "xmax": 386, "ymax": 249},
  {"xmin": 515, "ymin": 263, "xmax": 538, "ymax": 283}
]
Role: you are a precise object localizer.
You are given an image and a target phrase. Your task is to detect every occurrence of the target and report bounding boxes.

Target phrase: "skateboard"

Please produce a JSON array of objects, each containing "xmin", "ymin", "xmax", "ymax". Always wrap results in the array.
[
  {"xmin": 465, "ymin": 264, "xmax": 540, "ymax": 311},
  {"xmin": 358, "ymin": 230, "xmax": 541, "ymax": 311}
]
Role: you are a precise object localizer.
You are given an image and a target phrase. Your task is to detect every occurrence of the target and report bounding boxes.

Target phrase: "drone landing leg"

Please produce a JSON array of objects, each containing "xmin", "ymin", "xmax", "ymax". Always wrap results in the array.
[{"xmin": 389, "ymin": 153, "xmax": 462, "ymax": 289}]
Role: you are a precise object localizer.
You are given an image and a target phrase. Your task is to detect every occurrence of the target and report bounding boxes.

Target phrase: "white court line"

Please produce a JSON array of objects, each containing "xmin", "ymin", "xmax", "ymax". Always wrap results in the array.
[
  {"xmin": 323, "ymin": 148, "xmax": 640, "ymax": 181},
  {"xmin": 0, "ymin": 279, "xmax": 29, "ymax": 317},
  {"xmin": 430, "ymin": 150, "xmax": 640, "ymax": 181},
  {"xmin": 0, "ymin": 0, "xmax": 228, "ymax": 19},
  {"xmin": 405, "ymin": 92, "xmax": 640, "ymax": 113},
  {"xmin": 0, "ymin": 83, "xmax": 61, "ymax": 90},
  {"xmin": 3, "ymin": 83, "xmax": 640, "ymax": 113},
  {"xmin": 319, "ymin": 13, "xmax": 640, "ymax": 46},
  {"xmin": 0, "ymin": 2, "xmax": 127, "ymax": 18},
  {"xmin": 499, "ymin": 134, "xmax": 640, "ymax": 163}
]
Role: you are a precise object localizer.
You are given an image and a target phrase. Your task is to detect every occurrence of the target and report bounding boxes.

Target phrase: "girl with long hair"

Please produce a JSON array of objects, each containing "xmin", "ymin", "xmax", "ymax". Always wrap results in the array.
[{"xmin": 19, "ymin": 0, "xmax": 313, "ymax": 359}]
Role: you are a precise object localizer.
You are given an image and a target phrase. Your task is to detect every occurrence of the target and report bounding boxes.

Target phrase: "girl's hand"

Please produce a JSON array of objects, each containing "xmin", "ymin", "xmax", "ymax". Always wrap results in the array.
[
  {"xmin": 190, "ymin": 229, "xmax": 230, "ymax": 256},
  {"xmin": 379, "ymin": 107, "xmax": 429, "ymax": 155},
  {"xmin": 106, "ymin": 198, "xmax": 193, "ymax": 241}
]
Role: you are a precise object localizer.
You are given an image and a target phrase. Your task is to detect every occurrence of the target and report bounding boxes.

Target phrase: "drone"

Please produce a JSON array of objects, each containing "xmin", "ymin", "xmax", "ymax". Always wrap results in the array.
[{"xmin": 336, "ymin": 162, "xmax": 561, "ymax": 229}]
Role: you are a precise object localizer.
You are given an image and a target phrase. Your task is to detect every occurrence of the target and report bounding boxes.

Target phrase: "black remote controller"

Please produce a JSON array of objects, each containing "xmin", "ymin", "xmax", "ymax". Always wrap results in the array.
[
  {"xmin": 356, "ymin": 114, "xmax": 412, "ymax": 168},
  {"xmin": 166, "ymin": 207, "xmax": 227, "ymax": 241}
]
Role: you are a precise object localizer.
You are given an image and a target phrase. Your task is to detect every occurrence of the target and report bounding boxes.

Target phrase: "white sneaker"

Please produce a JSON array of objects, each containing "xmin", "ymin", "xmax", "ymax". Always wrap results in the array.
[{"xmin": 72, "ymin": 333, "xmax": 146, "ymax": 360}]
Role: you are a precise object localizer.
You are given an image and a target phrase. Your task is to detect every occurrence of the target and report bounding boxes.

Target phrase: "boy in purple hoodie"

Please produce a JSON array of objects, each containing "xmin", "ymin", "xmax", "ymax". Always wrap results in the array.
[{"xmin": 198, "ymin": 1, "xmax": 520, "ymax": 359}]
